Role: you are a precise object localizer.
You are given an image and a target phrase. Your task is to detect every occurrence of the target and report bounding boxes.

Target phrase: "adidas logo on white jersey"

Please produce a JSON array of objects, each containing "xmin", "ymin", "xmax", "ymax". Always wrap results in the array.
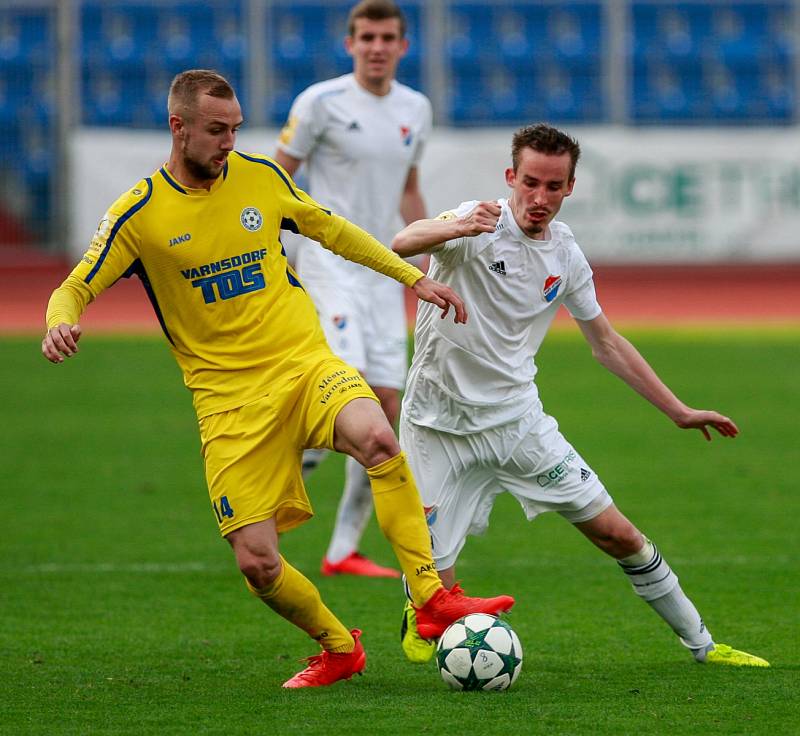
[{"xmin": 488, "ymin": 260, "xmax": 506, "ymax": 276}]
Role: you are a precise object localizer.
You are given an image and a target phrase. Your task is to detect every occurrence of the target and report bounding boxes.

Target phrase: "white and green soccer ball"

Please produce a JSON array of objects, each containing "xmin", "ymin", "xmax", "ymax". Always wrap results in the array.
[{"xmin": 436, "ymin": 613, "xmax": 523, "ymax": 691}]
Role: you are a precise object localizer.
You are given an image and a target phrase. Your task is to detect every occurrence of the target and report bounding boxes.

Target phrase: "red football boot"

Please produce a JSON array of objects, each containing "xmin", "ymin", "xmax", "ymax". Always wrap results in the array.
[
  {"xmin": 321, "ymin": 552, "xmax": 401, "ymax": 579},
  {"xmin": 414, "ymin": 584, "xmax": 515, "ymax": 640},
  {"xmin": 282, "ymin": 629, "xmax": 367, "ymax": 689}
]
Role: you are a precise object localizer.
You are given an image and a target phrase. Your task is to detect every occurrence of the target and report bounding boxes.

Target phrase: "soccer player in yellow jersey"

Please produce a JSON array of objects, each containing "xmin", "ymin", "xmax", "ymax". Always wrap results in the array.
[{"xmin": 41, "ymin": 69, "xmax": 514, "ymax": 689}]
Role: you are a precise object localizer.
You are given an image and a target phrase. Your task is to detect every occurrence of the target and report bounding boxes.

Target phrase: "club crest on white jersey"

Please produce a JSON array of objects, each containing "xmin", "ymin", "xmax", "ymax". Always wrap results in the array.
[{"xmin": 543, "ymin": 274, "xmax": 562, "ymax": 302}]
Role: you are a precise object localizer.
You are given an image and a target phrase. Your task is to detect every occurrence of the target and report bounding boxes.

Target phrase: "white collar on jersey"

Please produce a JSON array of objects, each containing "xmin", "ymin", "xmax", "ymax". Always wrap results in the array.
[{"xmin": 499, "ymin": 197, "xmax": 555, "ymax": 248}]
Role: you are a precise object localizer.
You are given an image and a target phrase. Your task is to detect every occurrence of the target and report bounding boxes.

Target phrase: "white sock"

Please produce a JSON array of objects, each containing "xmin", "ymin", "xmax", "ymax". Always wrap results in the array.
[
  {"xmin": 618, "ymin": 539, "xmax": 713, "ymax": 652},
  {"xmin": 324, "ymin": 455, "xmax": 373, "ymax": 563},
  {"xmin": 301, "ymin": 448, "xmax": 328, "ymax": 480}
]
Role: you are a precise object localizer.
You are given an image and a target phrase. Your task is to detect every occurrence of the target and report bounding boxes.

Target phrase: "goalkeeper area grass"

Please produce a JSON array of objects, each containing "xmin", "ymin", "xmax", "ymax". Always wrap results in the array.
[{"xmin": 1, "ymin": 328, "xmax": 797, "ymax": 735}]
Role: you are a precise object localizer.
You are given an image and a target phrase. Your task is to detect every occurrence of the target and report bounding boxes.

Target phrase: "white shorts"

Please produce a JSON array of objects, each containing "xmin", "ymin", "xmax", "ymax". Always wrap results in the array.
[
  {"xmin": 399, "ymin": 410, "xmax": 613, "ymax": 570},
  {"xmin": 301, "ymin": 276, "xmax": 408, "ymax": 390}
]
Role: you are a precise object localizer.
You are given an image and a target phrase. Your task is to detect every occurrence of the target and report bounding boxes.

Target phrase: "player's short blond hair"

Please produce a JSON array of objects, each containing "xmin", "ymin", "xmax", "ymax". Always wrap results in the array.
[
  {"xmin": 167, "ymin": 69, "xmax": 235, "ymax": 121},
  {"xmin": 348, "ymin": 0, "xmax": 406, "ymax": 38}
]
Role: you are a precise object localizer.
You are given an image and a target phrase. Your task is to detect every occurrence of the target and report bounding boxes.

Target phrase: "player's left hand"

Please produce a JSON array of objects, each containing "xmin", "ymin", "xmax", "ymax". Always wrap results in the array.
[
  {"xmin": 674, "ymin": 409, "xmax": 739, "ymax": 441},
  {"xmin": 412, "ymin": 276, "xmax": 468, "ymax": 324}
]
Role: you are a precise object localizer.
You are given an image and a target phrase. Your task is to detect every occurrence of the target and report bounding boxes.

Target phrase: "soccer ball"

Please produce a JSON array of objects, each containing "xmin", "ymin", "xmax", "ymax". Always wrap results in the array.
[{"xmin": 436, "ymin": 613, "xmax": 523, "ymax": 691}]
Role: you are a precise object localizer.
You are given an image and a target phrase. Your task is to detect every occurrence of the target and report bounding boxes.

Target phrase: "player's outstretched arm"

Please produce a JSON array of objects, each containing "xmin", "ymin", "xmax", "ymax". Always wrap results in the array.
[
  {"xmin": 576, "ymin": 313, "xmax": 738, "ymax": 441},
  {"xmin": 392, "ymin": 201, "xmax": 501, "ymax": 257},
  {"xmin": 411, "ymin": 276, "xmax": 467, "ymax": 324},
  {"xmin": 42, "ymin": 324, "xmax": 82, "ymax": 364}
]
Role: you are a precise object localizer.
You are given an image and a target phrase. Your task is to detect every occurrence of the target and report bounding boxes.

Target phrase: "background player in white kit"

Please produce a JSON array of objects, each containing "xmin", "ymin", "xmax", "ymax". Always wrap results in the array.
[
  {"xmin": 392, "ymin": 123, "xmax": 770, "ymax": 668},
  {"xmin": 274, "ymin": 0, "xmax": 430, "ymax": 579}
]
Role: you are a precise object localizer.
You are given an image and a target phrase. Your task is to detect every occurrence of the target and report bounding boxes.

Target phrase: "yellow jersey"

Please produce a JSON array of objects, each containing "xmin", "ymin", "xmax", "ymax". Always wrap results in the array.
[{"xmin": 47, "ymin": 151, "xmax": 423, "ymax": 418}]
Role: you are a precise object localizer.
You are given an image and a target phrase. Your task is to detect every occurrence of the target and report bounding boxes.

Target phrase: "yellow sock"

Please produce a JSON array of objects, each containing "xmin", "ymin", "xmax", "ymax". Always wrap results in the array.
[
  {"xmin": 367, "ymin": 452, "xmax": 441, "ymax": 607},
  {"xmin": 245, "ymin": 556, "xmax": 354, "ymax": 653}
]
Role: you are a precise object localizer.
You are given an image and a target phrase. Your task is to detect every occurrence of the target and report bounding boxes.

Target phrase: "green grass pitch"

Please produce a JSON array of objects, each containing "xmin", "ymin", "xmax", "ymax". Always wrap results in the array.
[{"xmin": 1, "ymin": 328, "xmax": 797, "ymax": 735}]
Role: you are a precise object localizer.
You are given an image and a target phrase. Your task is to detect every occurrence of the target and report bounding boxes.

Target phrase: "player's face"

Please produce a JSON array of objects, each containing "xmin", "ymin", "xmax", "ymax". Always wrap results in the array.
[
  {"xmin": 174, "ymin": 93, "xmax": 243, "ymax": 185},
  {"xmin": 505, "ymin": 148, "xmax": 575, "ymax": 239},
  {"xmin": 346, "ymin": 17, "xmax": 408, "ymax": 89}
]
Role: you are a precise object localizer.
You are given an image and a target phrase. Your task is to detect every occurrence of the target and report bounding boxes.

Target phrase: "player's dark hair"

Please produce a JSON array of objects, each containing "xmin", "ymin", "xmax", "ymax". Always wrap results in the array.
[
  {"xmin": 168, "ymin": 69, "xmax": 235, "ymax": 120},
  {"xmin": 348, "ymin": 0, "xmax": 406, "ymax": 38},
  {"xmin": 511, "ymin": 124, "xmax": 581, "ymax": 179}
]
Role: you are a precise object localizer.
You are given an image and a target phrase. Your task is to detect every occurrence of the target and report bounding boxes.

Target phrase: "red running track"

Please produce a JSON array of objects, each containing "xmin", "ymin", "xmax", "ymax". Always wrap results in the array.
[{"xmin": 2, "ymin": 258, "xmax": 799, "ymax": 334}]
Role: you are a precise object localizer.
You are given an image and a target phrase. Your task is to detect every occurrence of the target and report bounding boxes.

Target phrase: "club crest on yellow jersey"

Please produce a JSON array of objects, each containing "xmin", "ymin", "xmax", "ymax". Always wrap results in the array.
[{"xmin": 241, "ymin": 207, "xmax": 263, "ymax": 232}]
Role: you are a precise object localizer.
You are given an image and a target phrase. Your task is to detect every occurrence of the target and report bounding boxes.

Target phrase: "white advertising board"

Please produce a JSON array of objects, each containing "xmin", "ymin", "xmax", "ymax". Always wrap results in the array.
[{"xmin": 71, "ymin": 126, "xmax": 800, "ymax": 263}]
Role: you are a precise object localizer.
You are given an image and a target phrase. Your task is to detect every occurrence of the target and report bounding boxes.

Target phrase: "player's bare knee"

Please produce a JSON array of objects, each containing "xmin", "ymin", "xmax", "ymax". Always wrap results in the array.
[
  {"xmin": 237, "ymin": 550, "xmax": 282, "ymax": 589},
  {"xmin": 361, "ymin": 423, "xmax": 401, "ymax": 467},
  {"xmin": 608, "ymin": 526, "xmax": 645, "ymax": 559}
]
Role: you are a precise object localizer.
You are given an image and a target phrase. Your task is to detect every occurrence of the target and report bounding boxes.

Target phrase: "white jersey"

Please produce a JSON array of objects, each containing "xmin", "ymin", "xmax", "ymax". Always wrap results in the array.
[
  {"xmin": 403, "ymin": 198, "xmax": 603, "ymax": 434},
  {"xmin": 277, "ymin": 73, "xmax": 432, "ymax": 287}
]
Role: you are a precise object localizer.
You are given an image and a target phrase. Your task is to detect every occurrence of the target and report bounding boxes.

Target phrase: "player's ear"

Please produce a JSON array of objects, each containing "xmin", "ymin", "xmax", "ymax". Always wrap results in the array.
[
  {"xmin": 344, "ymin": 35, "xmax": 354, "ymax": 56},
  {"xmin": 565, "ymin": 177, "xmax": 576, "ymax": 197},
  {"xmin": 504, "ymin": 167, "xmax": 515, "ymax": 188},
  {"xmin": 169, "ymin": 113, "xmax": 185, "ymax": 138}
]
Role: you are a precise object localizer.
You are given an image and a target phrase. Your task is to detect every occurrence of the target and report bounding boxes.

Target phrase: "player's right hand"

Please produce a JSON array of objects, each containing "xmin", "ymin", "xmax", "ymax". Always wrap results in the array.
[
  {"xmin": 42, "ymin": 323, "xmax": 82, "ymax": 364},
  {"xmin": 458, "ymin": 201, "xmax": 502, "ymax": 237},
  {"xmin": 412, "ymin": 277, "xmax": 468, "ymax": 324}
]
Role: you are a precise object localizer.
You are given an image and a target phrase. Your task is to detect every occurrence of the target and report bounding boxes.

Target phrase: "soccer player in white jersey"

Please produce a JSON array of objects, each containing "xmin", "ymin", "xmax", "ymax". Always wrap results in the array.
[
  {"xmin": 274, "ymin": 0, "xmax": 431, "ymax": 579},
  {"xmin": 392, "ymin": 123, "xmax": 770, "ymax": 668}
]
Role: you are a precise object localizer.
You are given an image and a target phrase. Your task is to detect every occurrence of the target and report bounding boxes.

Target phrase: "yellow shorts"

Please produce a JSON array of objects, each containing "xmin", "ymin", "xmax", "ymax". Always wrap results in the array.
[{"xmin": 198, "ymin": 356, "xmax": 378, "ymax": 537}]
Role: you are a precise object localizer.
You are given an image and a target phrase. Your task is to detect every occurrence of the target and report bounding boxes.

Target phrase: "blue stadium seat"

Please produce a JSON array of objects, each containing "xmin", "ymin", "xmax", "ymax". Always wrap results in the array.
[
  {"xmin": 81, "ymin": 4, "xmax": 155, "ymax": 68},
  {"xmin": 757, "ymin": 62, "xmax": 794, "ymax": 121},
  {"xmin": 0, "ymin": 75, "xmax": 11, "ymax": 114},
  {"xmin": 492, "ymin": 8, "xmax": 533, "ymax": 62},
  {"xmin": 0, "ymin": 117, "xmax": 21, "ymax": 157},
  {"xmin": 629, "ymin": 1, "xmax": 797, "ymax": 123},
  {"xmin": 764, "ymin": 3, "xmax": 795, "ymax": 62},
  {"xmin": 396, "ymin": 61, "xmax": 422, "ymax": 91},
  {"xmin": 446, "ymin": 4, "xmax": 484, "ymax": 67},
  {"xmin": 21, "ymin": 124, "xmax": 53, "ymax": 216},
  {"xmin": 271, "ymin": 6, "xmax": 326, "ymax": 67},
  {"xmin": 79, "ymin": 3, "xmax": 246, "ymax": 128},
  {"xmin": 545, "ymin": 3, "xmax": 603, "ymax": 64},
  {"xmin": 0, "ymin": 13, "xmax": 25, "ymax": 64},
  {"xmin": 131, "ymin": 68, "xmax": 172, "ymax": 128},
  {"xmin": 450, "ymin": 63, "xmax": 532, "ymax": 126},
  {"xmin": 0, "ymin": 8, "xmax": 51, "ymax": 64},
  {"xmin": 214, "ymin": 12, "xmax": 247, "ymax": 65},
  {"xmin": 707, "ymin": 5, "xmax": 764, "ymax": 66},
  {"xmin": 631, "ymin": 4, "xmax": 701, "ymax": 65},
  {"xmin": 26, "ymin": 69, "xmax": 55, "ymax": 124},
  {"xmin": 82, "ymin": 68, "xmax": 142, "ymax": 126},
  {"xmin": 2, "ymin": 66, "xmax": 33, "ymax": 111},
  {"xmin": 630, "ymin": 60, "xmax": 701, "ymax": 122},
  {"xmin": 536, "ymin": 63, "xmax": 604, "ymax": 122},
  {"xmin": 268, "ymin": 68, "xmax": 319, "ymax": 125},
  {"xmin": 701, "ymin": 61, "xmax": 745, "ymax": 120},
  {"xmin": 325, "ymin": 6, "xmax": 353, "ymax": 67},
  {"xmin": 153, "ymin": 10, "xmax": 202, "ymax": 66},
  {"xmin": 448, "ymin": 2, "xmax": 606, "ymax": 125},
  {"xmin": 400, "ymin": 2, "xmax": 423, "ymax": 65}
]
